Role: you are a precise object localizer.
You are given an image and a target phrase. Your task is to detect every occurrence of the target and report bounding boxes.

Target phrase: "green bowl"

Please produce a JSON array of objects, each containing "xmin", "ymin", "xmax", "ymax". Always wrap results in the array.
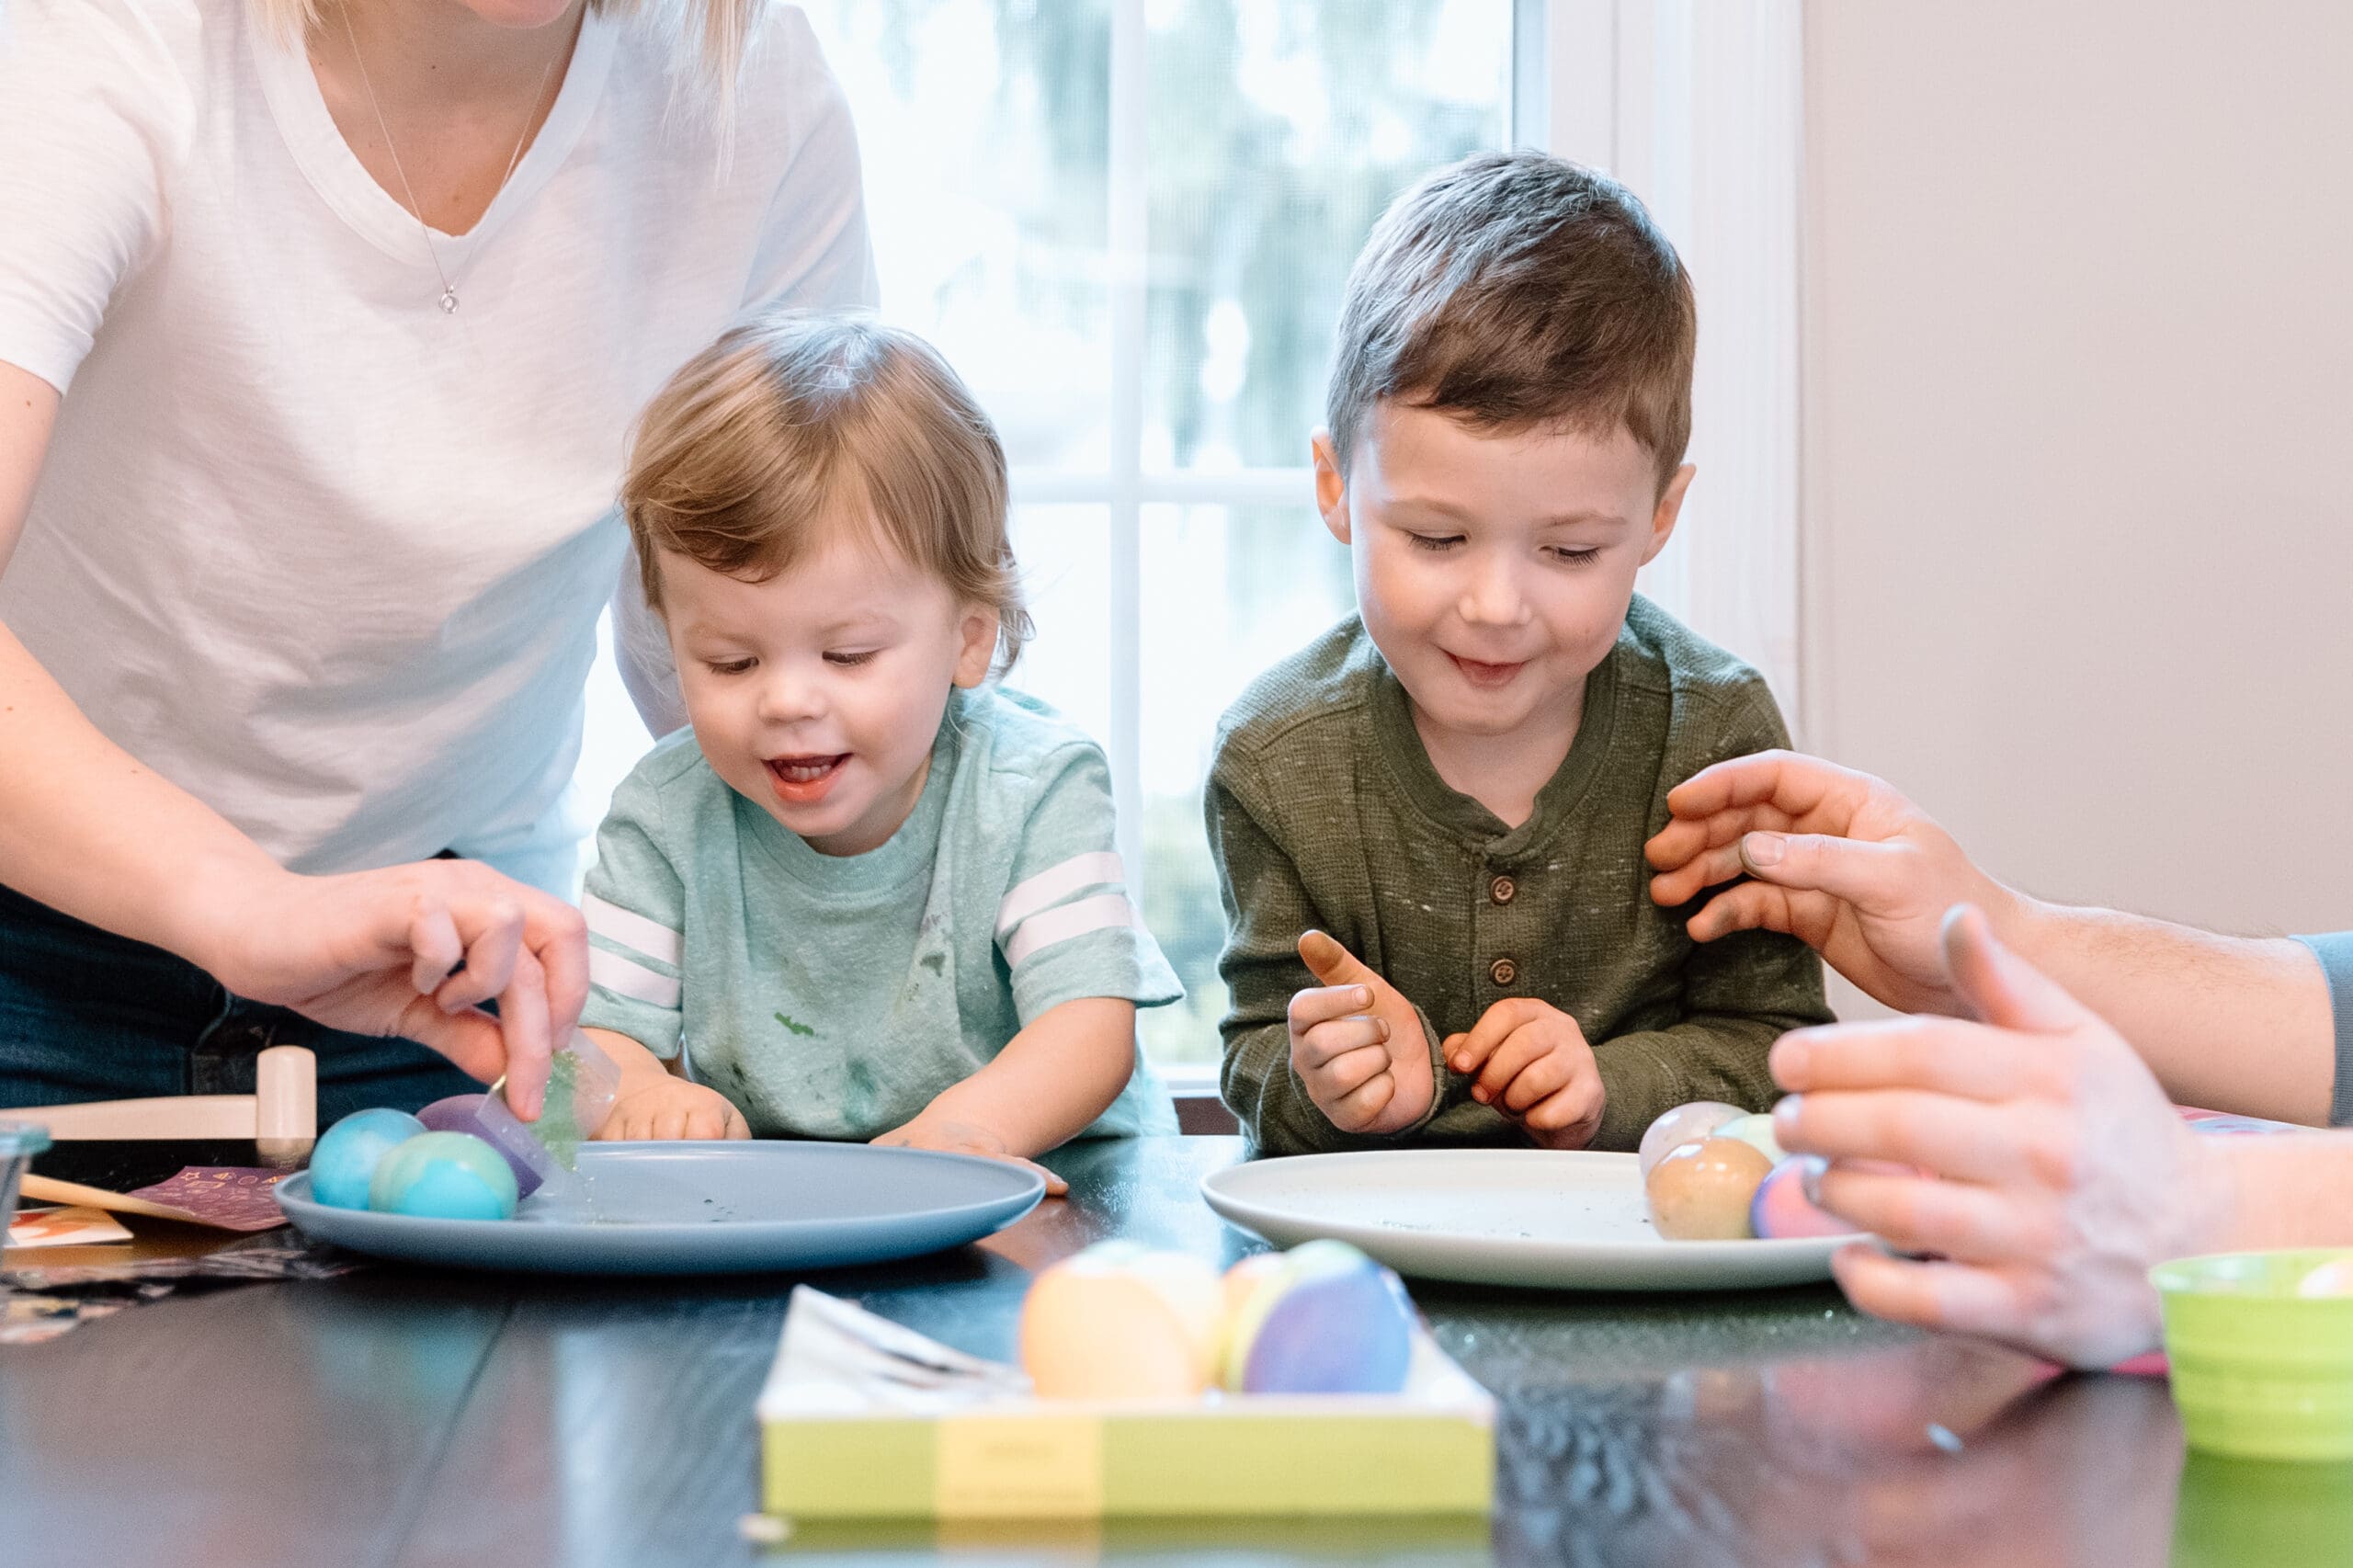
[{"xmin": 2154, "ymin": 1249, "xmax": 2353, "ymax": 1461}]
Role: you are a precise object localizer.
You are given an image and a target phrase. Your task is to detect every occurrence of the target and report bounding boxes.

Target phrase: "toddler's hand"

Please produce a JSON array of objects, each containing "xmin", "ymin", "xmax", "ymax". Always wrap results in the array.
[
  {"xmin": 1289, "ymin": 930, "xmax": 1435, "ymax": 1136},
  {"xmin": 1443, "ymin": 998, "xmax": 1606, "ymax": 1150},
  {"xmin": 599, "ymin": 1075, "xmax": 750, "ymax": 1142},
  {"xmin": 874, "ymin": 1114, "xmax": 1070, "ymax": 1198}
]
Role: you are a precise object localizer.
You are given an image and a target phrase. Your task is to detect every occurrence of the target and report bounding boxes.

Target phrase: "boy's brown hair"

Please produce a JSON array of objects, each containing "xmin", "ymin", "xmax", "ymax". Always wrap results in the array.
[
  {"xmin": 1326, "ymin": 149, "xmax": 1696, "ymax": 493},
  {"xmin": 622, "ymin": 312, "xmax": 1030, "ymax": 673}
]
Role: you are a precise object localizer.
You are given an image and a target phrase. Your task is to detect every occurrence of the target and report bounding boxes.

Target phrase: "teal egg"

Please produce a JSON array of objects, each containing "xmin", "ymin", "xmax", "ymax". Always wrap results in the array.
[
  {"xmin": 367, "ymin": 1131, "xmax": 519, "ymax": 1221},
  {"xmin": 308, "ymin": 1108, "xmax": 427, "ymax": 1210}
]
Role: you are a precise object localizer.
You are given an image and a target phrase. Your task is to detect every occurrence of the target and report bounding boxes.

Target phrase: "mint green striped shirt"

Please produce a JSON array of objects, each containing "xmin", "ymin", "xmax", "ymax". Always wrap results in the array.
[{"xmin": 579, "ymin": 687, "xmax": 1181, "ymax": 1140}]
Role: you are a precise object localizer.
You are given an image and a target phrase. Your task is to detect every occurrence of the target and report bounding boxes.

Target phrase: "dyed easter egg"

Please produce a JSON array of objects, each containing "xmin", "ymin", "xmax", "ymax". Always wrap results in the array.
[
  {"xmin": 1637, "ymin": 1101, "xmax": 1745, "ymax": 1177},
  {"xmin": 308, "ymin": 1108, "xmax": 427, "ymax": 1210},
  {"xmin": 1714, "ymin": 1112, "xmax": 1785, "ymax": 1165},
  {"xmin": 1021, "ymin": 1242, "xmax": 1223, "ymax": 1399},
  {"xmin": 367, "ymin": 1131, "xmax": 520, "ymax": 1221},
  {"xmin": 1646, "ymin": 1137, "xmax": 1774, "ymax": 1241},
  {"xmin": 417, "ymin": 1093, "xmax": 546, "ymax": 1198},
  {"xmin": 1749, "ymin": 1156, "xmax": 1859, "ymax": 1240},
  {"xmin": 2296, "ymin": 1258, "xmax": 2353, "ymax": 1298},
  {"xmin": 1220, "ymin": 1239, "xmax": 1415, "ymax": 1395},
  {"xmin": 1221, "ymin": 1252, "xmax": 1287, "ymax": 1322}
]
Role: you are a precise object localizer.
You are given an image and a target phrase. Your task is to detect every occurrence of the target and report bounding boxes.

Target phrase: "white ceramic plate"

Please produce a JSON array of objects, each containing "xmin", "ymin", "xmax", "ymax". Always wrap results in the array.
[{"xmin": 1200, "ymin": 1149, "xmax": 1857, "ymax": 1291}]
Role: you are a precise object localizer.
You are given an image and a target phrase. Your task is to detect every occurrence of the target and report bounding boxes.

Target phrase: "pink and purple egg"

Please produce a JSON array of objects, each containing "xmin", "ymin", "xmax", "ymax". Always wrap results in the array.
[{"xmin": 1749, "ymin": 1157, "xmax": 1859, "ymax": 1240}]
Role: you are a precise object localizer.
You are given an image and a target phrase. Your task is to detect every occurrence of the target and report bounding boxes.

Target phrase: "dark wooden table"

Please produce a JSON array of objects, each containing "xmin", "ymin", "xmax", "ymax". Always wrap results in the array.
[{"xmin": 0, "ymin": 1135, "xmax": 2264, "ymax": 1567}]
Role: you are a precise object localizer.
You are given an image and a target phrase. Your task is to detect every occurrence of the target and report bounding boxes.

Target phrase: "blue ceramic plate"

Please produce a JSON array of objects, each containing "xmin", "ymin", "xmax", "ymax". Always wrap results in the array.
[{"xmin": 276, "ymin": 1142, "xmax": 1044, "ymax": 1275}]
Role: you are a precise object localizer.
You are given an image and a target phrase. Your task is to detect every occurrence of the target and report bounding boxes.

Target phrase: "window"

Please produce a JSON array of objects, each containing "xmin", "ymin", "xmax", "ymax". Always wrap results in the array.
[{"xmin": 577, "ymin": 1, "xmax": 1802, "ymax": 1078}]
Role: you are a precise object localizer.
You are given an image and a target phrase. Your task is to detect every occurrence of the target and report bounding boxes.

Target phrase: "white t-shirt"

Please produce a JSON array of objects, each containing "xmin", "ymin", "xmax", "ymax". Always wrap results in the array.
[{"xmin": 0, "ymin": 0, "xmax": 874, "ymax": 893}]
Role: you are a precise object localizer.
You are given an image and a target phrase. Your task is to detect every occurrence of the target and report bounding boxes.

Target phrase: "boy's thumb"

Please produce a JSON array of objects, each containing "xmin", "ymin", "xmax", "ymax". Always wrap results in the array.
[
  {"xmin": 1298, "ymin": 929, "xmax": 1373, "ymax": 989},
  {"xmin": 1939, "ymin": 903, "xmax": 2089, "ymax": 1034}
]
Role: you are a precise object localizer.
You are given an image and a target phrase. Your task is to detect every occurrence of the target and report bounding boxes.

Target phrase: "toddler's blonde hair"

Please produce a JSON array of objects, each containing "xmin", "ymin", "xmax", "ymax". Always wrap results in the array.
[{"xmin": 622, "ymin": 312, "xmax": 1030, "ymax": 675}]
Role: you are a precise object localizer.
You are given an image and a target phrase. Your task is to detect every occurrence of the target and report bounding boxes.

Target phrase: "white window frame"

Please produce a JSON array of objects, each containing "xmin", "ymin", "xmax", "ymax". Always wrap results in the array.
[
  {"xmin": 1516, "ymin": 0, "xmax": 1805, "ymax": 725},
  {"xmin": 1010, "ymin": 2, "xmax": 1803, "ymax": 1090}
]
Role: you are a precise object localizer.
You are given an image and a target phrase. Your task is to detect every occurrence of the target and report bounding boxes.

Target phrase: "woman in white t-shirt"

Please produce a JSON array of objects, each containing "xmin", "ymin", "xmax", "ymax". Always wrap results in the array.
[{"xmin": 0, "ymin": 0, "xmax": 872, "ymax": 1121}]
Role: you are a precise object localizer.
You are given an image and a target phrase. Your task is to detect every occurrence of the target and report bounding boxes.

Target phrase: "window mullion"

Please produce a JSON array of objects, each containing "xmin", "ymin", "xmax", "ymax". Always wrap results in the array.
[{"xmin": 1107, "ymin": 0, "xmax": 1148, "ymax": 903}]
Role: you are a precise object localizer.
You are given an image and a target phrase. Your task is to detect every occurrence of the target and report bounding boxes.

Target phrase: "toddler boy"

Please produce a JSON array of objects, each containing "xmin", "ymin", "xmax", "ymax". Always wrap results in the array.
[{"xmin": 1208, "ymin": 151, "xmax": 1830, "ymax": 1154}]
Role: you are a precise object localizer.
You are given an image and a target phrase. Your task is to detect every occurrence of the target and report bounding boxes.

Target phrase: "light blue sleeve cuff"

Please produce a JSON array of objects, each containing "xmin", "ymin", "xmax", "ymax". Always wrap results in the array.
[{"xmin": 2291, "ymin": 933, "xmax": 2353, "ymax": 1128}]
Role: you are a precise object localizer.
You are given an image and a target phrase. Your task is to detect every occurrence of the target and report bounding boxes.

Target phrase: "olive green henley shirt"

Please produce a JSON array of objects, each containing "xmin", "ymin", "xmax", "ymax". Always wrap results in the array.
[{"xmin": 1207, "ymin": 597, "xmax": 1832, "ymax": 1156}]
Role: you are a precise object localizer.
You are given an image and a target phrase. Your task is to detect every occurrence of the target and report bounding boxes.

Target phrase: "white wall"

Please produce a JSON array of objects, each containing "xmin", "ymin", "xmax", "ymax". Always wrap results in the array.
[{"xmin": 1801, "ymin": 0, "xmax": 2353, "ymax": 983}]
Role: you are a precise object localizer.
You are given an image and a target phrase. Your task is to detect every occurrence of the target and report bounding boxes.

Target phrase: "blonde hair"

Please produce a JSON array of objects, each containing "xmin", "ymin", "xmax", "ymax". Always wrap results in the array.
[
  {"xmin": 262, "ymin": 1, "xmax": 758, "ymax": 97},
  {"xmin": 623, "ymin": 312, "xmax": 1031, "ymax": 675}
]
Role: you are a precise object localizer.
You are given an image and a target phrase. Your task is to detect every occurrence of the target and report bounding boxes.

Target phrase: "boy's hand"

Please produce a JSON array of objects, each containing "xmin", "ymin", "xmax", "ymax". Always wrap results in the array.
[
  {"xmin": 1443, "ymin": 998, "xmax": 1606, "ymax": 1149},
  {"xmin": 1290, "ymin": 930, "xmax": 1434, "ymax": 1136},
  {"xmin": 874, "ymin": 1113, "xmax": 1069, "ymax": 1197},
  {"xmin": 599, "ymin": 1074, "xmax": 750, "ymax": 1142}
]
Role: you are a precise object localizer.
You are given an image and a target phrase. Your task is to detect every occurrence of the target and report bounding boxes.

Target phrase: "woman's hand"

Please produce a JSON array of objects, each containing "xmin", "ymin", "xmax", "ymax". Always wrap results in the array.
[
  {"xmin": 1644, "ymin": 750, "xmax": 2019, "ymax": 1015},
  {"xmin": 197, "ymin": 859, "xmax": 589, "ymax": 1119},
  {"xmin": 1771, "ymin": 905, "xmax": 2226, "ymax": 1369}
]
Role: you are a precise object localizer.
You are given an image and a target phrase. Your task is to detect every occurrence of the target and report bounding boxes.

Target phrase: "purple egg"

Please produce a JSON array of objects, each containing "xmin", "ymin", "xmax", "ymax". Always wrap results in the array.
[
  {"xmin": 417, "ymin": 1094, "xmax": 545, "ymax": 1198},
  {"xmin": 1236, "ymin": 1258, "xmax": 1415, "ymax": 1395},
  {"xmin": 1749, "ymin": 1156, "xmax": 1858, "ymax": 1240}
]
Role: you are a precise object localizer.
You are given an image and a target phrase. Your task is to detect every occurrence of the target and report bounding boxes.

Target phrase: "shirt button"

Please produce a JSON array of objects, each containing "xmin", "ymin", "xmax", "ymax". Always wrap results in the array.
[
  {"xmin": 1489, "ymin": 874, "xmax": 1517, "ymax": 905},
  {"xmin": 1489, "ymin": 957, "xmax": 1518, "ymax": 987}
]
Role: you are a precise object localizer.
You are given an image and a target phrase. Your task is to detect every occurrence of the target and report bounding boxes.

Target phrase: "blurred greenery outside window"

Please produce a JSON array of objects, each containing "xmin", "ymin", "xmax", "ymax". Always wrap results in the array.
[{"xmin": 580, "ymin": 2, "xmax": 1518, "ymax": 1074}]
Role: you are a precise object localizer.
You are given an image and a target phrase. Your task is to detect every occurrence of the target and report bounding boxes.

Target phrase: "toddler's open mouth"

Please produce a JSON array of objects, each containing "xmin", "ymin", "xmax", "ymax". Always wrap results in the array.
[{"xmin": 765, "ymin": 753, "xmax": 849, "ymax": 803}]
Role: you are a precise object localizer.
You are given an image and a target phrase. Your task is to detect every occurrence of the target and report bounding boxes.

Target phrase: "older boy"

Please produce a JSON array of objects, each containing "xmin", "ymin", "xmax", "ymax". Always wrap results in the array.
[{"xmin": 1208, "ymin": 151, "xmax": 1830, "ymax": 1155}]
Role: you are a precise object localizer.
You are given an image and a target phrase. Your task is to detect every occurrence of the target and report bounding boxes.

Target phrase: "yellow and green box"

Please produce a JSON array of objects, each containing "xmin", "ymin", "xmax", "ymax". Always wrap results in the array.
[{"xmin": 757, "ymin": 1315, "xmax": 1493, "ymax": 1520}]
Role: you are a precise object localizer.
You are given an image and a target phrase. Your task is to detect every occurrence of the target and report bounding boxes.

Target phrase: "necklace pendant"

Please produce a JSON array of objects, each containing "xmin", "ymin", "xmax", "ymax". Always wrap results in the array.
[{"xmin": 438, "ymin": 287, "xmax": 460, "ymax": 315}]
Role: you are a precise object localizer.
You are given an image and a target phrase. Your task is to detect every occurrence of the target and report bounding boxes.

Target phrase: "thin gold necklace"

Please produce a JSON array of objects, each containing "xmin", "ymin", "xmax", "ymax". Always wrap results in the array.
[{"xmin": 337, "ymin": 10, "xmax": 560, "ymax": 315}]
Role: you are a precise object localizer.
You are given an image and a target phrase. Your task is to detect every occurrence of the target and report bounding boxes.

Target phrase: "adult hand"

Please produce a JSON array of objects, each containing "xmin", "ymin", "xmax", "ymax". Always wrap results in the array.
[
  {"xmin": 1442, "ymin": 998, "xmax": 1606, "ymax": 1149},
  {"xmin": 1644, "ymin": 750, "xmax": 2018, "ymax": 1015},
  {"xmin": 1289, "ymin": 930, "xmax": 1435, "ymax": 1136},
  {"xmin": 1770, "ymin": 904, "xmax": 2225, "ymax": 1369},
  {"xmin": 198, "ymin": 859, "xmax": 588, "ymax": 1119}
]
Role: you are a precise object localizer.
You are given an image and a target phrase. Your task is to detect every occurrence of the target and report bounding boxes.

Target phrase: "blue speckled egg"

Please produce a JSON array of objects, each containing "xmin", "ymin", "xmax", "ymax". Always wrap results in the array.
[
  {"xmin": 367, "ymin": 1131, "xmax": 519, "ymax": 1221},
  {"xmin": 308, "ymin": 1108, "xmax": 427, "ymax": 1210}
]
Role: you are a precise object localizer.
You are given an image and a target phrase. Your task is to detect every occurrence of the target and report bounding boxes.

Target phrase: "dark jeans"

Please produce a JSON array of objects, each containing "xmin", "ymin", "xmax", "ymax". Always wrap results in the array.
[{"xmin": 0, "ymin": 881, "xmax": 475, "ymax": 1125}]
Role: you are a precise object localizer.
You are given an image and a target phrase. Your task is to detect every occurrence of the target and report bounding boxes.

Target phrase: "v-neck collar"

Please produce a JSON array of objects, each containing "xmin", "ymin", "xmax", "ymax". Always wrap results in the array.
[{"xmin": 247, "ymin": 3, "xmax": 619, "ymax": 270}]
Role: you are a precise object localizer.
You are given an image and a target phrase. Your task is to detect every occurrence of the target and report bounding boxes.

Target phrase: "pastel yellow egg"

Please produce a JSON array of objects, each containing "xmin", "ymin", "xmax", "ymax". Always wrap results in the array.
[
  {"xmin": 1020, "ymin": 1243, "xmax": 1222, "ymax": 1399},
  {"xmin": 1646, "ymin": 1137, "xmax": 1774, "ymax": 1241}
]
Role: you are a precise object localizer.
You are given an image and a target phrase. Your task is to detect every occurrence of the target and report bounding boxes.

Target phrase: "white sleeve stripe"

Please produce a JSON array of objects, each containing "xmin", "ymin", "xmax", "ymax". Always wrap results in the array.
[
  {"xmin": 1002, "ymin": 892, "xmax": 1135, "ymax": 970},
  {"xmin": 995, "ymin": 851, "xmax": 1126, "ymax": 935},
  {"xmin": 588, "ymin": 947, "xmax": 682, "ymax": 1010},
  {"xmin": 583, "ymin": 892, "xmax": 682, "ymax": 967}
]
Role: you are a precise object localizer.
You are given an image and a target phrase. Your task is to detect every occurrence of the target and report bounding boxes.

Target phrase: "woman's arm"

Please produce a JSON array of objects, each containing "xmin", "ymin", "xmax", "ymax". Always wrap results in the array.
[{"xmin": 0, "ymin": 361, "xmax": 584, "ymax": 1111}]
